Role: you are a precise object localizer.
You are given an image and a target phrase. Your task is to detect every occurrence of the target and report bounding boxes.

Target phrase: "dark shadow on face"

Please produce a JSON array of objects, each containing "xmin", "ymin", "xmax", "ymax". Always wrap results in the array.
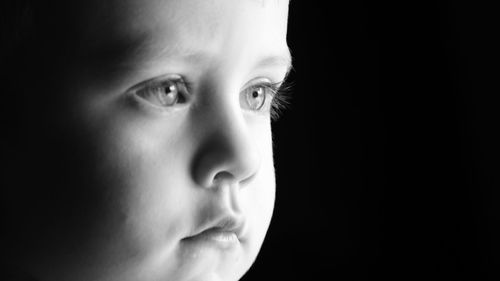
[{"xmin": 0, "ymin": 0, "xmax": 120, "ymax": 267}]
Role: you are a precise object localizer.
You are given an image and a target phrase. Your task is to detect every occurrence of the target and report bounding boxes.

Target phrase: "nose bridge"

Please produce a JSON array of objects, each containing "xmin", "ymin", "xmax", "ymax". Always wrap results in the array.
[{"xmin": 191, "ymin": 89, "xmax": 261, "ymax": 188}]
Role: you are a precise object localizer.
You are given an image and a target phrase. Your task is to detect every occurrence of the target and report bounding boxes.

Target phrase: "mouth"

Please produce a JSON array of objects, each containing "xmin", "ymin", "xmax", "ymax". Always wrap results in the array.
[
  {"xmin": 187, "ymin": 228, "xmax": 239, "ymax": 249},
  {"xmin": 182, "ymin": 217, "xmax": 246, "ymax": 250}
]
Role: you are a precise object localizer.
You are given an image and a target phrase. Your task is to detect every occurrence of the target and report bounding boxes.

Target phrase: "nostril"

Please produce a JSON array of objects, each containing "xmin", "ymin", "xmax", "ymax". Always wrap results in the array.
[
  {"xmin": 213, "ymin": 171, "xmax": 234, "ymax": 184},
  {"xmin": 214, "ymin": 171, "xmax": 234, "ymax": 181}
]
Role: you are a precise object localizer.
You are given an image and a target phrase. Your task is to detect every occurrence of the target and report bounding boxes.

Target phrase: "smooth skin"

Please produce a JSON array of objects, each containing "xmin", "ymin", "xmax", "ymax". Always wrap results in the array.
[{"xmin": 3, "ymin": 0, "xmax": 291, "ymax": 280}]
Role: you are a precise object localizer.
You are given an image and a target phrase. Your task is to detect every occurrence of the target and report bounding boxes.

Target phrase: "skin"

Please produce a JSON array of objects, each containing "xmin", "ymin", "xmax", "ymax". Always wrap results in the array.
[{"xmin": 2, "ymin": 0, "xmax": 291, "ymax": 280}]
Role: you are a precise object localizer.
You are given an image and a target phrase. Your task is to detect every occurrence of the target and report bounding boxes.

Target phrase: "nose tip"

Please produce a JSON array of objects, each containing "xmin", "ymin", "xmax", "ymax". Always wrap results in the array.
[{"xmin": 191, "ymin": 131, "xmax": 261, "ymax": 188}]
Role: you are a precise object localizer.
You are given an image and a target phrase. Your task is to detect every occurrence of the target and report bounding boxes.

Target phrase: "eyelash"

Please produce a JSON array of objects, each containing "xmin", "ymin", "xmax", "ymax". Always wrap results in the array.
[{"xmin": 264, "ymin": 80, "xmax": 293, "ymax": 121}]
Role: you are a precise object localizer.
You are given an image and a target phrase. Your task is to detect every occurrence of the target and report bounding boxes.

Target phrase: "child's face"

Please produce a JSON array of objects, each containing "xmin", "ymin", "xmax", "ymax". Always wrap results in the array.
[{"xmin": 7, "ymin": 0, "xmax": 290, "ymax": 280}]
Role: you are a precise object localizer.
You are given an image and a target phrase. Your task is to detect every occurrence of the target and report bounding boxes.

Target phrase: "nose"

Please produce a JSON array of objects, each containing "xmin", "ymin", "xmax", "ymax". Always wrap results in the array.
[{"xmin": 191, "ymin": 96, "xmax": 261, "ymax": 188}]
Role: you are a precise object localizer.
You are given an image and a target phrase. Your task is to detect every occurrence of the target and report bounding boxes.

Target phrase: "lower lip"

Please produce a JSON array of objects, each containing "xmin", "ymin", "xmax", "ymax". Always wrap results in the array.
[{"xmin": 185, "ymin": 229, "xmax": 240, "ymax": 250}]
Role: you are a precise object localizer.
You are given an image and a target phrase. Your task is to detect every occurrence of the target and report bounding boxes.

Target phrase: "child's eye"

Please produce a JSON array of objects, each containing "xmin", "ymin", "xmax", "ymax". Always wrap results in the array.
[
  {"xmin": 132, "ymin": 75, "xmax": 190, "ymax": 108},
  {"xmin": 242, "ymin": 86, "xmax": 268, "ymax": 111},
  {"xmin": 241, "ymin": 79, "xmax": 291, "ymax": 121}
]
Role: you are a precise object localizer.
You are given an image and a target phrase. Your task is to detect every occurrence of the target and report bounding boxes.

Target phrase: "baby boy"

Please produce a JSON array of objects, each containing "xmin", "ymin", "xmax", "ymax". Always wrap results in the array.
[{"xmin": 1, "ymin": 0, "xmax": 292, "ymax": 280}]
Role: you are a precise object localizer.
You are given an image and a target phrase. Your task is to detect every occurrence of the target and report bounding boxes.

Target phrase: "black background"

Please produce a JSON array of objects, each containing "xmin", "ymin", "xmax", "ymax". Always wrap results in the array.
[{"xmin": 243, "ymin": 1, "xmax": 499, "ymax": 280}]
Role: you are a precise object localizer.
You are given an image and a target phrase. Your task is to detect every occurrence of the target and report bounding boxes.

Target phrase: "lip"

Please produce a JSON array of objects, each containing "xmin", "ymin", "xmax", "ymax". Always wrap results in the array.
[
  {"xmin": 186, "ymin": 228, "xmax": 240, "ymax": 249},
  {"xmin": 182, "ymin": 217, "xmax": 246, "ymax": 250}
]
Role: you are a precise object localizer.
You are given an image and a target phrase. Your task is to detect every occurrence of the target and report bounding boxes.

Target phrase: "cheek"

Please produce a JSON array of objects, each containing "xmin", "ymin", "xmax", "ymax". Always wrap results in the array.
[
  {"xmin": 87, "ymin": 108, "xmax": 191, "ymax": 243},
  {"xmin": 242, "ymin": 121, "xmax": 276, "ymax": 253},
  {"xmin": 246, "ymin": 161, "xmax": 276, "ymax": 241},
  {"xmin": 54, "ymin": 105, "xmax": 198, "ymax": 279}
]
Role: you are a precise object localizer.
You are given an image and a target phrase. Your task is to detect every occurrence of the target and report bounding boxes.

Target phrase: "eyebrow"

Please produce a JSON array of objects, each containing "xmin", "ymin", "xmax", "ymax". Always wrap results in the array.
[
  {"xmin": 150, "ymin": 44, "xmax": 294, "ymax": 78},
  {"xmin": 254, "ymin": 49, "xmax": 294, "ymax": 80},
  {"xmin": 93, "ymin": 35, "xmax": 293, "ymax": 80}
]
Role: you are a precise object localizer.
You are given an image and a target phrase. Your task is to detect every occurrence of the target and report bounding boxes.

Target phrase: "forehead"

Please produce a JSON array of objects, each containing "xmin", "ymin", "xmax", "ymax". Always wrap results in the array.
[{"xmin": 72, "ymin": 0, "xmax": 290, "ymax": 65}]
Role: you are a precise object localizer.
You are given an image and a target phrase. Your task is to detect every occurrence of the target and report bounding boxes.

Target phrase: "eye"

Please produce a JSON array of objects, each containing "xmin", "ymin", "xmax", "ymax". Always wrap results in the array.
[
  {"xmin": 241, "ymin": 81, "xmax": 280, "ymax": 113},
  {"xmin": 131, "ymin": 75, "xmax": 190, "ymax": 109},
  {"xmin": 240, "ymin": 79, "xmax": 291, "ymax": 121},
  {"xmin": 243, "ymin": 86, "xmax": 268, "ymax": 111}
]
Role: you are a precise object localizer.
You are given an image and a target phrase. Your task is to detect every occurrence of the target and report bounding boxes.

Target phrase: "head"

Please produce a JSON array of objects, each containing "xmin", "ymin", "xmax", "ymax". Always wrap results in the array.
[{"xmin": 1, "ymin": 0, "xmax": 291, "ymax": 280}]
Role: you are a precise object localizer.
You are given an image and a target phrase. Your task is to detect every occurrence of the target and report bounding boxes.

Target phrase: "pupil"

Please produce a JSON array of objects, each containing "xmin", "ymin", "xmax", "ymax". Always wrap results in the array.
[
  {"xmin": 252, "ymin": 91, "xmax": 259, "ymax": 98},
  {"xmin": 166, "ymin": 84, "xmax": 175, "ymax": 94}
]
